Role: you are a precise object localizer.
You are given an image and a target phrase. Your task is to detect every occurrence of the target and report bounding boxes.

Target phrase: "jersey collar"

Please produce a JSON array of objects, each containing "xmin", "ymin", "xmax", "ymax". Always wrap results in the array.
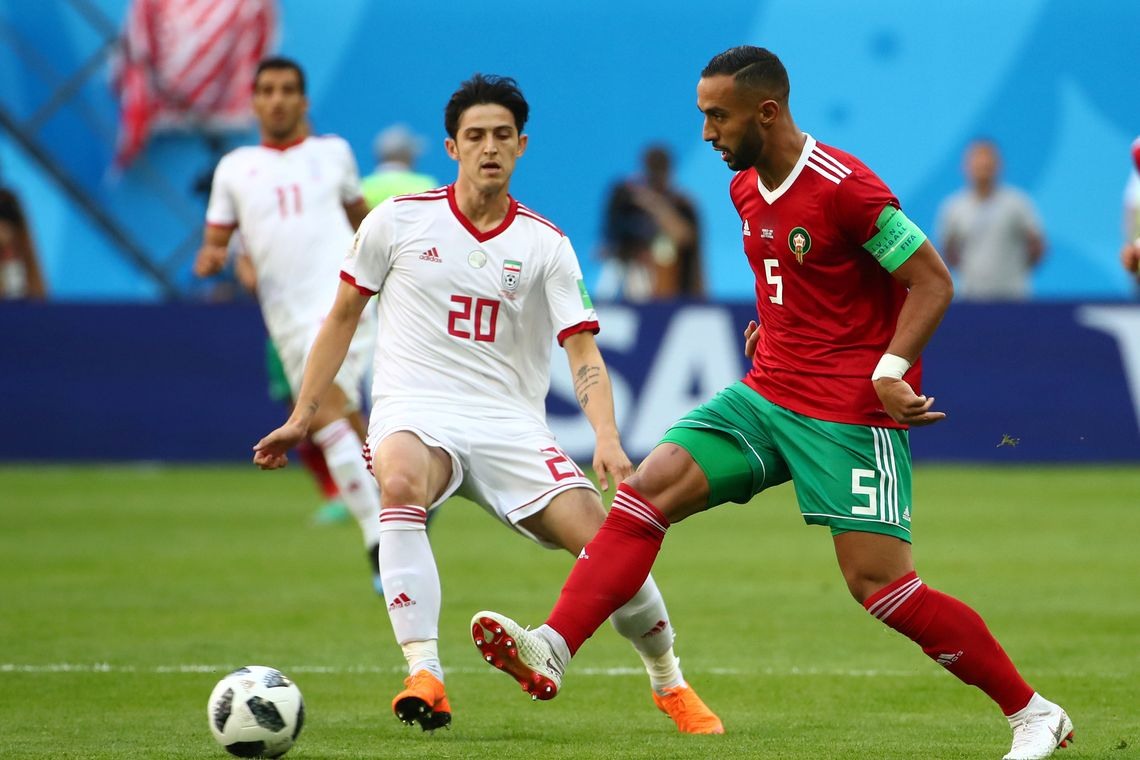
[
  {"xmin": 260, "ymin": 135, "xmax": 308, "ymax": 152},
  {"xmin": 447, "ymin": 184, "xmax": 518, "ymax": 243},
  {"xmin": 755, "ymin": 133, "xmax": 815, "ymax": 204}
]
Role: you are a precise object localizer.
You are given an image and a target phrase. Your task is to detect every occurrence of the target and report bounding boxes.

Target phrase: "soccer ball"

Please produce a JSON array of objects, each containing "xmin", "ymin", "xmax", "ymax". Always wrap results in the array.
[{"xmin": 207, "ymin": 666, "xmax": 305, "ymax": 758}]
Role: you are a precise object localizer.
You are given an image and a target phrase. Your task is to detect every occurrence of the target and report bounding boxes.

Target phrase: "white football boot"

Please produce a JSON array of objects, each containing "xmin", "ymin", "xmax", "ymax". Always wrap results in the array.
[
  {"xmin": 1003, "ymin": 693, "xmax": 1074, "ymax": 760},
  {"xmin": 471, "ymin": 611, "xmax": 564, "ymax": 700}
]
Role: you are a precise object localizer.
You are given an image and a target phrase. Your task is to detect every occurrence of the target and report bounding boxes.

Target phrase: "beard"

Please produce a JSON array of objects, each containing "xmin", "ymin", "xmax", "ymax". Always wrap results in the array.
[
  {"xmin": 725, "ymin": 124, "xmax": 763, "ymax": 171},
  {"xmin": 264, "ymin": 114, "xmax": 303, "ymax": 142}
]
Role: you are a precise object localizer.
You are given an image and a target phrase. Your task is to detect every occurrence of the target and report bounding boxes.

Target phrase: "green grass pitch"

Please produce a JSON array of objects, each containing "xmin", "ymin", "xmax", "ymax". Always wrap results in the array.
[{"xmin": 1, "ymin": 464, "xmax": 1137, "ymax": 759}]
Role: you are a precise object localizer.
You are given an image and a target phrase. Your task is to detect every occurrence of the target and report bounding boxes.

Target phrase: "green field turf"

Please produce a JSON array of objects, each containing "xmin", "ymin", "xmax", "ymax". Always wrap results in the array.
[{"xmin": 1, "ymin": 464, "xmax": 1137, "ymax": 759}]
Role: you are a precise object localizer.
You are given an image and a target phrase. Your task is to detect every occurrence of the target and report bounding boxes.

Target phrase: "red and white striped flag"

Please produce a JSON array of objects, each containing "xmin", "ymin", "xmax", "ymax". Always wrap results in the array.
[{"xmin": 111, "ymin": 0, "xmax": 278, "ymax": 168}]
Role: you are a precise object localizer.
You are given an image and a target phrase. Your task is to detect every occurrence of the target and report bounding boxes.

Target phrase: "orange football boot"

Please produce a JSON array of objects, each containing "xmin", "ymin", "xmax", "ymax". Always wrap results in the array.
[
  {"xmin": 392, "ymin": 670, "xmax": 451, "ymax": 731},
  {"xmin": 652, "ymin": 685, "xmax": 724, "ymax": 734}
]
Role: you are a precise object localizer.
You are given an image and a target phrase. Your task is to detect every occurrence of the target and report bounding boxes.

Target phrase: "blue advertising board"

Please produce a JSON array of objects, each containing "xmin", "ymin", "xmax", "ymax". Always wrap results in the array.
[{"xmin": 2, "ymin": 301, "xmax": 1138, "ymax": 463}]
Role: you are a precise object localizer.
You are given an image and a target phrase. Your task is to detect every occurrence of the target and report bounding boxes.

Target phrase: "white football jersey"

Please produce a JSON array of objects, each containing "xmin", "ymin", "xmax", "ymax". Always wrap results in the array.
[
  {"xmin": 342, "ymin": 185, "xmax": 598, "ymax": 421},
  {"xmin": 206, "ymin": 135, "xmax": 362, "ymax": 342}
]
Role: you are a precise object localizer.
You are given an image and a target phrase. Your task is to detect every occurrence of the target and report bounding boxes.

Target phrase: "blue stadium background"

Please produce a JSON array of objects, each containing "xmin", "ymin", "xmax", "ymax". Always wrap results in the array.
[
  {"xmin": 3, "ymin": 0, "xmax": 1139, "ymax": 299},
  {"xmin": 2, "ymin": 0, "xmax": 1139, "ymax": 465}
]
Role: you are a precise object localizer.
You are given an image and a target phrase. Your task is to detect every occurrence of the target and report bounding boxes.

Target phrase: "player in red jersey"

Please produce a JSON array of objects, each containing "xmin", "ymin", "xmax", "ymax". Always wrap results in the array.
[{"xmin": 471, "ymin": 46, "xmax": 1072, "ymax": 759}]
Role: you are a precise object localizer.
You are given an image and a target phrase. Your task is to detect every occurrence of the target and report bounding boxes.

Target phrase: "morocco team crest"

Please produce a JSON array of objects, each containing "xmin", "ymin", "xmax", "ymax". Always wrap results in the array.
[
  {"xmin": 788, "ymin": 226, "xmax": 811, "ymax": 264},
  {"xmin": 502, "ymin": 260, "xmax": 522, "ymax": 291}
]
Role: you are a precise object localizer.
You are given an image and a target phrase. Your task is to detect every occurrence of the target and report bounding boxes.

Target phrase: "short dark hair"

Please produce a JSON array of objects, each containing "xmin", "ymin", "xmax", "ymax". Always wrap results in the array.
[
  {"xmin": 253, "ymin": 56, "xmax": 306, "ymax": 94},
  {"xmin": 444, "ymin": 74, "xmax": 529, "ymax": 139},
  {"xmin": 701, "ymin": 46, "xmax": 790, "ymax": 103}
]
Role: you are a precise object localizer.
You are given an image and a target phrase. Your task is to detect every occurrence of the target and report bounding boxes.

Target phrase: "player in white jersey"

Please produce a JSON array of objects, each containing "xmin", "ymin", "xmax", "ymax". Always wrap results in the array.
[
  {"xmin": 194, "ymin": 57, "xmax": 383, "ymax": 593},
  {"xmin": 252, "ymin": 74, "xmax": 722, "ymax": 735}
]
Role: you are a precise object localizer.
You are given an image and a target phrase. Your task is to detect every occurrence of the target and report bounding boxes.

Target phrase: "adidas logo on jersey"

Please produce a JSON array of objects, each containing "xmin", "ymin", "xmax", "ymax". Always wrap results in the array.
[
  {"xmin": 742, "ymin": 220, "xmax": 751, "ymax": 237},
  {"xmin": 388, "ymin": 592, "xmax": 416, "ymax": 610},
  {"xmin": 419, "ymin": 247, "xmax": 442, "ymax": 263}
]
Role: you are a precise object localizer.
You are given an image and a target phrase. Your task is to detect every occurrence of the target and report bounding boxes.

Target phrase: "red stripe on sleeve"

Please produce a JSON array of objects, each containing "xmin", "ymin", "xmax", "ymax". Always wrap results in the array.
[
  {"xmin": 557, "ymin": 320, "xmax": 600, "ymax": 346},
  {"xmin": 340, "ymin": 271, "xmax": 377, "ymax": 296}
]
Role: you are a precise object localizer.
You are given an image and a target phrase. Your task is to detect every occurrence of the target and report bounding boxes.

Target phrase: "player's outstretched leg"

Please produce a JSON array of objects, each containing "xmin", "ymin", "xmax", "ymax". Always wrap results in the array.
[
  {"xmin": 862, "ymin": 570, "xmax": 1073, "ymax": 758},
  {"xmin": 392, "ymin": 670, "xmax": 451, "ymax": 731},
  {"xmin": 610, "ymin": 576, "xmax": 723, "ymax": 734},
  {"xmin": 1003, "ymin": 694, "xmax": 1074, "ymax": 760},
  {"xmin": 471, "ymin": 611, "xmax": 565, "ymax": 700}
]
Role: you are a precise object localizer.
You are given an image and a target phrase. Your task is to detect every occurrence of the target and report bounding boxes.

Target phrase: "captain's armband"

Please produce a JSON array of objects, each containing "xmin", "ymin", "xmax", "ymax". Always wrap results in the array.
[{"xmin": 862, "ymin": 206, "xmax": 927, "ymax": 272}]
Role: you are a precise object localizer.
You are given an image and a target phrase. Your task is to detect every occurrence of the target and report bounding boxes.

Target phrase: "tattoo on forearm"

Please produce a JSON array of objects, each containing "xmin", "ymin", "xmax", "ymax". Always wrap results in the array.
[
  {"xmin": 305, "ymin": 401, "xmax": 319, "ymax": 417},
  {"xmin": 575, "ymin": 365, "xmax": 602, "ymax": 408}
]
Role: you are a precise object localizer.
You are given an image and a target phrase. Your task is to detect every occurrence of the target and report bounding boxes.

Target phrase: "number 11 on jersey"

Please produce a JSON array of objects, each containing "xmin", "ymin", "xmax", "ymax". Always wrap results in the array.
[{"xmin": 275, "ymin": 184, "xmax": 302, "ymax": 217}]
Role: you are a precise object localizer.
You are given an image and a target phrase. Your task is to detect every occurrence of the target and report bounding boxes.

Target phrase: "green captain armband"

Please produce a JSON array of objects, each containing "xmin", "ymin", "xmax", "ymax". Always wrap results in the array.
[{"xmin": 862, "ymin": 205, "xmax": 927, "ymax": 272}]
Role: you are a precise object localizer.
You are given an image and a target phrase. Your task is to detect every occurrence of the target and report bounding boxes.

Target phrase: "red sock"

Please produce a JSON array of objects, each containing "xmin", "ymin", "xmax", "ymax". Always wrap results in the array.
[
  {"xmin": 546, "ymin": 484, "xmax": 668, "ymax": 655},
  {"xmin": 297, "ymin": 439, "xmax": 339, "ymax": 499},
  {"xmin": 864, "ymin": 571, "xmax": 1034, "ymax": 715}
]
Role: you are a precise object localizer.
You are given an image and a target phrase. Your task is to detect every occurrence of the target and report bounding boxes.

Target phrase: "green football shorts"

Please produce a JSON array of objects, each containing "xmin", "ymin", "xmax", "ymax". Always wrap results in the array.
[{"xmin": 659, "ymin": 382, "xmax": 913, "ymax": 541}]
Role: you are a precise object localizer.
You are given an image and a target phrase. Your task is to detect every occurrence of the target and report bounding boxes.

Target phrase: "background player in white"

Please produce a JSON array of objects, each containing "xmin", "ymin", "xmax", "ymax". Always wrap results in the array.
[
  {"xmin": 252, "ymin": 74, "xmax": 722, "ymax": 734},
  {"xmin": 194, "ymin": 57, "xmax": 383, "ymax": 592}
]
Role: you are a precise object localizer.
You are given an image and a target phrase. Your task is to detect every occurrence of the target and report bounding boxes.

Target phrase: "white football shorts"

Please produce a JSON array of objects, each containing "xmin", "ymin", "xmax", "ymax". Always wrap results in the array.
[
  {"xmin": 276, "ymin": 312, "xmax": 375, "ymax": 411},
  {"xmin": 367, "ymin": 403, "xmax": 598, "ymax": 549}
]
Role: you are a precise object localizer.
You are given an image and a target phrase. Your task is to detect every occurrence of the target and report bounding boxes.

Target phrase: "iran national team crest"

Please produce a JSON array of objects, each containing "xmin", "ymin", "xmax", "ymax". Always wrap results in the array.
[
  {"xmin": 502, "ymin": 259, "xmax": 523, "ymax": 291},
  {"xmin": 788, "ymin": 226, "xmax": 812, "ymax": 264}
]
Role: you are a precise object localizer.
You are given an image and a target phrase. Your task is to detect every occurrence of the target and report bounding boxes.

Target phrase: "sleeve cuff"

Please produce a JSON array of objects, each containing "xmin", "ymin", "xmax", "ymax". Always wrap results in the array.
[
  {"xmin": 340, "ymin": 271, "xmax": 377, "ymax": 296},
  {"xmin": 557, "ymin": 320, "xmax": 600, "ymax": 346}
]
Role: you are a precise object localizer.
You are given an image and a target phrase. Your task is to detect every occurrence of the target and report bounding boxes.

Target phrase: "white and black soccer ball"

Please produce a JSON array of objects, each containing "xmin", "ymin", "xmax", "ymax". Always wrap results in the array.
[{"xmin": 207, "ymin": 666, "xmax": 305, "ymax": 758}]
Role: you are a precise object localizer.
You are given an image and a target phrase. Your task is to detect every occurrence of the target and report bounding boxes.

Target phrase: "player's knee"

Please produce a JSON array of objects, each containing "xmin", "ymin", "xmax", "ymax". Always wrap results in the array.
[
  {"xmin": 842, "ymin": 567, "xmax": 900, "ymax": 605},
  {"xmin": 377, "ymin": 469, "xmax": 427, "ymax": 506},
  {"xmin": 624, "ymin": 448, "xmax": 708, "ymax": 524},
  {"xmin": 524, "ymin": 489, "xmax": 604, "ymax": 552}
]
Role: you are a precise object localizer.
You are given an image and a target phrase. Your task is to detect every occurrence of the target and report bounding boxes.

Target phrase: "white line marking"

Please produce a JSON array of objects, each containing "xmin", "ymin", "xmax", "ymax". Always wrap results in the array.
[{"xmin": 0, "ymin": 662, "xmax": 1096, "ymax": 678}]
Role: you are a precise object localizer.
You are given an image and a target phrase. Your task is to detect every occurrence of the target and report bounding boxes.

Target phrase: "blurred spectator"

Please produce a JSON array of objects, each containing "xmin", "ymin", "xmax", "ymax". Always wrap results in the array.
[
  {"xmin": 936, "ymin": 139, "xmax": 1045, "ymax": 300},
  {"xmin": 597, "ymin": 144, "xmax": 703, "ymax": 302},
  {"xmin": 1120, "ymin": 136, "xmax": 1140, "ymax": 287},
  {"xmin": 361, "ymin": 124, "xmax": 438, "ymax": 209},
  {"xmin": 0, "ymin": 187, "xmax": 47, "ymax": 300}
]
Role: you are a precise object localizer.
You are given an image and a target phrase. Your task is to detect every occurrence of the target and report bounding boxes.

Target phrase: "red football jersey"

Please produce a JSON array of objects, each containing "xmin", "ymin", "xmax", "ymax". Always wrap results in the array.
[{"xmin": 732, "ymin": 135, "xmax": 923, "ymax": 428}]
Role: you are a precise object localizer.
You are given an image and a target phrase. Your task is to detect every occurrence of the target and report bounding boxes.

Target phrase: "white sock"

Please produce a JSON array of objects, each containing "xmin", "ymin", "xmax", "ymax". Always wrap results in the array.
[
  {"xmin": 402, "ymin": 639, "xmax": 443, "ymax": 682},
  {"xmin": 379, "ymin": 505, "xmax": 441, "ymax": 646},
  {"xmin": 609, "ymin": 574, "xmax": 686, "ymax": 692},
  {"xmin": 1007, "ymin": 693, "xmax": 1049, "ymax": 724},
  {"xmin": 312, "ymin": 419, "xmax": 381, "ymax": 548}
]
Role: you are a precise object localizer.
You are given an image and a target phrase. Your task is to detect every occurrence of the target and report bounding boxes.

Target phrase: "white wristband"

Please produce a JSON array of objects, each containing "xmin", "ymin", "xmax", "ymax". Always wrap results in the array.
[{"xmin": 871, "ymin": 353, "xmax": 912, "ymax": 381}]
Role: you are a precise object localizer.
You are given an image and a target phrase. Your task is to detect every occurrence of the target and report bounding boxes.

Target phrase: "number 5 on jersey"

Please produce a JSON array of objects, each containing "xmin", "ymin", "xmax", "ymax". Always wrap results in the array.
[{"xmin": 763, "ymin": 259, "xmax": 783, "ymax": 305}]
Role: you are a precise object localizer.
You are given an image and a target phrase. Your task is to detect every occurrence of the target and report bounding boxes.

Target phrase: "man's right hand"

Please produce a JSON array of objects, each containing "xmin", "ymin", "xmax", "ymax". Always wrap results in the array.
[
  {"xmin": 193, "ymin": 244, "xmax": 229, "ymax": 277},
  {"xmin": 252, "ymin": 421, "xmax": 308, "ymax": 470}
]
